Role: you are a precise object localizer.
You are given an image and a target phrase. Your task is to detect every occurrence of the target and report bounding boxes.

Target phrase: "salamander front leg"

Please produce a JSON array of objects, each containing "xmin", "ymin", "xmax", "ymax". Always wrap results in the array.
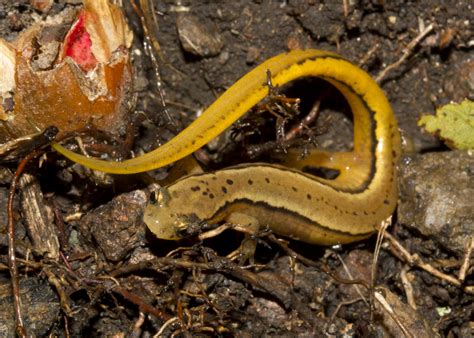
[{"xmin": 226, "ymin": 212, "xmax": 260, "ymax": 264}]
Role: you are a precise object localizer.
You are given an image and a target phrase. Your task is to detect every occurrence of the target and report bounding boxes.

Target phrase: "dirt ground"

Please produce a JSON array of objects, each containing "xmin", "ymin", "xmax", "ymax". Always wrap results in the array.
[{"xmin": 0, "ymin": 0, "xmax": 473, "ymax": 337}]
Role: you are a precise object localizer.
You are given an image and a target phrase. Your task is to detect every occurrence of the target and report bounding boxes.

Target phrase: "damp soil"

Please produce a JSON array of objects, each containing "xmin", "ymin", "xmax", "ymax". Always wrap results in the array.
[{"xmin": 0, "ymin": 1, "xmax": 473, "ymax": 337}]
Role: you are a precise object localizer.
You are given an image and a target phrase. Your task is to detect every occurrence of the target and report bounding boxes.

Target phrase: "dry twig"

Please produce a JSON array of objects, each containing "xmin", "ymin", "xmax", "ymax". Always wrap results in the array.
[
  {"xmin": 384, "ymin": 232, "xmax": 473, "ymax": 294},
  {"xmin": 336, "ymin": 254, "xmax": 369, "ymax": 307},
  {"xmin": 373, "ymin": 291, "xmax": 414, "ymax": 338},
  {"xmin": 459, "ymin": 236, "xmax": 473, "ymax": 282},
  {"xmin": 7, "ymin": 151, "xmax": 41, "ymax": 337},
  {"xmin": 375, "ymin": 23, "xmax": 434, "ymax": 83},
  {"xmin": 358, "ymin": 43, "xmax": 381, "ymax": 68},
  {"xmin": 370, "ymin": 218, "xmax": 391, "ymax": 319},
  {"xmin": 400, "ymin": 265, "xmax": 417, "ymax": 310},
  {"xmin": 131, "ymin": 0, "xmax": 179, "ymax": 132}
]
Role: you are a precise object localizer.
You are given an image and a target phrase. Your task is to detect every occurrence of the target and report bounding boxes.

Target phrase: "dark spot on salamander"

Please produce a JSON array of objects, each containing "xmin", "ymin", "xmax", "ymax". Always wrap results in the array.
[
  {"xmin": 248, "ymin": 179, "xmax": 253, "ymax": 185},
  {"xmin": 265, "ymin": 178, "xmax": 270, "ymax": 183},
  {"xmin": 191, "ymin": 186, "xmax": 200, "ymax": 192},
  {"xmin": 292, "ymin": 187, "xmax": 298, "ymax": 192},
  {"xmin": 363, "ymin": 211, "xmax": 368, "ymax": 215},
  {"xmin": 221, "ymin": 186, "xmax": 228, "ymax": 194},
  {"xmin": 202, "ymin": 191, "xmax": 208, "ymax": 196},
  {"xmin": 383, "ymin": 199, "xmax": 390, "ymax": 205},
  {"xmin": 209, "ymin": 193, "xmax": 215, "ymax": 199},
  {"xmin": 307, "ymin": 194, "xmax": 312, "ymax": 200},
  {"xmin": 352, "ymin": 211, "xmax": 358, "ymax": 216},
  {"xmin": 334, "ymin": 205, "xmax": 338, "ymax": 210},
  {"xmin": 226, "ymin": 179, "xmax": 234, "ymax": 185}
]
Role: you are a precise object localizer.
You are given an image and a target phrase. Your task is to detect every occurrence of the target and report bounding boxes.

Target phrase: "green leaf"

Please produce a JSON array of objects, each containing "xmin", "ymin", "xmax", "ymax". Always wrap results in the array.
[{"xmin": 418, "ymin": 100, "xmax": 474, "ymax": 150}]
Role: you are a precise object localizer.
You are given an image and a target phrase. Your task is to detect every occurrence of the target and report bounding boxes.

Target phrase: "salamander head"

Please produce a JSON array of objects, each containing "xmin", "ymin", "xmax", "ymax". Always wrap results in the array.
[{"xmin": 143, "ymin": 187, "xmax": 203, "ymax": 240}]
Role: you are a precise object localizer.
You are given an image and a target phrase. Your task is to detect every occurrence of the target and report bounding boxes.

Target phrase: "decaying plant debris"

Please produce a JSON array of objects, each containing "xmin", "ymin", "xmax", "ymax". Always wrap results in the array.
[
  {"xmin": 0, "ymin": 0, "xmax": 473, "ymax": 337},
  {"xmin": 0, "ymin": 0, "xmax": 133, "ymax": 143}
]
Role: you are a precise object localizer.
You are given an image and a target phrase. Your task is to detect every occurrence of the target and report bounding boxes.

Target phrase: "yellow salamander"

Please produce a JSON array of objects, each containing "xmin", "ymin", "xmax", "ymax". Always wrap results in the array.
[{"xmin": 53, "ymin": 49, "xmax": 401, "ymax": 245}]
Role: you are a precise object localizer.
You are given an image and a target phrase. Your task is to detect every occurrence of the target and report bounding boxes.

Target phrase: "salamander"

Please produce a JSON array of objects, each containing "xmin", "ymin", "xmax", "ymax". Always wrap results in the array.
[{"xmin": 52, "ymin": 49, "xmax": 401, "ymax": 245}]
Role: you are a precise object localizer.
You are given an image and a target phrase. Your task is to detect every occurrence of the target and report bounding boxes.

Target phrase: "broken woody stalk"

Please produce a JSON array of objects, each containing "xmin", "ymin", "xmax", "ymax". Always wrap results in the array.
[{"xmin": 0, "ymin": 0, "xmax": 133, "ymax": 144}]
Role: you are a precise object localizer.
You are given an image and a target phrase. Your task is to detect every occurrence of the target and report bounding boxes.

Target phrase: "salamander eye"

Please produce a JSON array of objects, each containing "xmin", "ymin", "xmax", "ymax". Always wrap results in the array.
[
  {"xmin": 149, "ymin": 187, "xmax": 171, "ymax": 206},
  {"xmin": 149, "ymin": 191, "xmax": 158, "ymax": 204}
]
